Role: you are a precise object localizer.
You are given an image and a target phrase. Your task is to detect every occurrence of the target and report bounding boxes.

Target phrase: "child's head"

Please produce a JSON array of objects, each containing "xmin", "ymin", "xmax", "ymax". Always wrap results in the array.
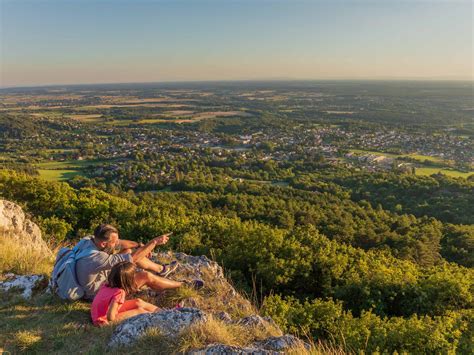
[{"xmin": 108, "ymin": 261, "xmax": 137, "ymax": 294}]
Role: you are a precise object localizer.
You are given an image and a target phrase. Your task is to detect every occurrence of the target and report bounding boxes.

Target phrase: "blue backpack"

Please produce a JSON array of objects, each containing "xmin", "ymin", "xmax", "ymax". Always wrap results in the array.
[{"xmin": 50, "ymin": 237, "xmax": 98, "ymax": 301}]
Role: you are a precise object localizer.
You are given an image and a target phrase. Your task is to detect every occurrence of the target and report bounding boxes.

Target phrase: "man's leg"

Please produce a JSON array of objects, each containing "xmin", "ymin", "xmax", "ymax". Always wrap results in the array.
[
  {"xmin": 134, "ymin": 270, "xmax": 182, "ymax": 292},
  {"xmin": 119, "ymin": 248, "xmax": 164, "ymax": 274},
  {"xmin": 134, "ymin": 256, "xmax": 164, "ymax": 274}
]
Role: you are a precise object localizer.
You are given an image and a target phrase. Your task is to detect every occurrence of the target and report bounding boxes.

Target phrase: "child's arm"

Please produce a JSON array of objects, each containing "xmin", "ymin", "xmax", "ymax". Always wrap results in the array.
[
  {"xmin": 107, "ymin": 298, "xmax": 152, "ymax": 323},
  {"xmin": 107, "ymin": 299, "xmax": 120, "ymax": 322}
]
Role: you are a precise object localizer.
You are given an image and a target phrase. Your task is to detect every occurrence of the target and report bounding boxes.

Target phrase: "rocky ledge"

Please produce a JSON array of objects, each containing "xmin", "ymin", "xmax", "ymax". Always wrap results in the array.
[
  {"xmin": 0, "ymin": 251, "xmax": 311, "ymax": 354},
  {"xmin": 0, "ymin": 273, "xmax": 48, "ymax": 299},
  {"xmin": 0, "ymin": 199, "xmax": 311, "ymax": 354},
  {"xmin": 0, "ymin": 199, "xmax": 52, "ymax": 256},
  {"xmin": 108, "ymin": 307, "xmax": 310, "ymax": 353}
]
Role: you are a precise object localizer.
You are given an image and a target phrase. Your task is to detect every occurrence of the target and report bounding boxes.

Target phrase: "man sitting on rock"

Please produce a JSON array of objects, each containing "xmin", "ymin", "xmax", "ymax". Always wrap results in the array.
[{"xmin": 76, "ymin": 224, "xmax": 183, "ymax": 300}]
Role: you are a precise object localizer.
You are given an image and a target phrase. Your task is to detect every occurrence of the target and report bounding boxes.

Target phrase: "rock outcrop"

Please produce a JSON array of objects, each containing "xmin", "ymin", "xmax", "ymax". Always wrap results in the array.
[
  {"xmin": 150, "ymin": 251, "xmax": 251, "ymax": 316},
  {"xmin": 0, "ymin": 199, "xmax": 311, "ymax": 353},
  {"xmin": 237, "ymin": 315, "xmax": 278, "ymax": 328},
  {"xmin": 253, "ymin": 334, "xmax": 311, "ymax": 351},
  {"xmin": 107, "ymin": 252, "xmax": 310, "ymax": 353},
  {"xmin": 0, "ymin": 273, "xmax": 48, "ymax": 299},
  {"xmin": 109, "ymin": 307, "xmax": 208, "ymax": 348},
  {"xmin": 0, "ymin": 199, "xmax": 52, "ymax": 256},
  {"xmin": 108, "ymin": 308, "xmax": 309, "ymax": 353},
  {"xmin": 190, "ymin": 335, "xmax": 311, "ymax": 354},
  {"xmin": 156, "ymin": 251, "xmax": 226, "ymax": 282},
  {"xmin": 189, "ymin": 344, "xmax": 273, "ymax": 354}
]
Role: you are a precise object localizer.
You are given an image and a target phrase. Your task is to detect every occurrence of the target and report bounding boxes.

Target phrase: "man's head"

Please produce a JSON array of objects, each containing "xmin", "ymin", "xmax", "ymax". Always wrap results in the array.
[{"xmin": 93, "ymin": 224, "xmax": 119, "ymax": 254}]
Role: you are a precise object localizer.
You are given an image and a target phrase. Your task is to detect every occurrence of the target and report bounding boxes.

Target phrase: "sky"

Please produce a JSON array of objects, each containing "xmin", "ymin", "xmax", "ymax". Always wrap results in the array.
[{"xmin": 0, "ymin": 0, "xmax": 472, "ymax": 87}]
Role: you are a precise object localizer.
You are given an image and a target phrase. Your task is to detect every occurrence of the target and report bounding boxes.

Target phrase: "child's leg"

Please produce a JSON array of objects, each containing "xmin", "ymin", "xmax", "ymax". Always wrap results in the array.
[
  {"xmin": 136, "ymin": 298, "xmax": 160, "ymax": 312},
  {"xmin": 115, "ymin": 307, "xmax": 148, "ymax": 321},
  {"xmin": 119, "ymin": 299, "xmax": 159, "ymax": 313},
  {"xmin": 114, "ymin": 299, "xmax": 148, "ymax": 322}
]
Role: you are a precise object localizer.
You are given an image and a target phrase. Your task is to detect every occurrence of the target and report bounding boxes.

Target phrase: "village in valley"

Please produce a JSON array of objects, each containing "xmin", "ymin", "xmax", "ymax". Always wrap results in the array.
[{"xmin": 1, "ymin": 82, "xmax": 472, "ymax": 190}]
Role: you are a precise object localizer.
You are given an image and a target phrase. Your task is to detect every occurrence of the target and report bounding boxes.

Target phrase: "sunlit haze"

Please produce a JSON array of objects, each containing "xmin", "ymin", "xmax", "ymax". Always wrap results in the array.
[{"xmin": 1, "ymin": 0, "xmax": 472, "ymax": 87}]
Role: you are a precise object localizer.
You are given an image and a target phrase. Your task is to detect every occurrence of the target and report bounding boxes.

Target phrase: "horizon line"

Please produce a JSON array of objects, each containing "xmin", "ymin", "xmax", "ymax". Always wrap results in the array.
[{"xmin": 1, "ymin": 77, "xmax": 473, "ymax": 90}]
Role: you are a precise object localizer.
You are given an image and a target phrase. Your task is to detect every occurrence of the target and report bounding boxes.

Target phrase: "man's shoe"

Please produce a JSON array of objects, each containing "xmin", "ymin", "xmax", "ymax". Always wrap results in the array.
[
  {"xmin": 184, "ymin": 279, "xmax": 204, "ymax": 290},
  {"xmin": 157, "ymin": 260, "xmax": 179, "ymax": 277}
]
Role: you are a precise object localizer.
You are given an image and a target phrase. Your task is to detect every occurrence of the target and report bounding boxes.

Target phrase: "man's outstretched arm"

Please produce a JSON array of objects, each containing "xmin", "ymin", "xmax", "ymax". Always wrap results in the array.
[
  {"xmin": 119, "ymin": 239, "xmax": 142, "ymax": 249},
  {"xmin": 131, "ymin": 233, "xmax": 171, "ymax": 263}
]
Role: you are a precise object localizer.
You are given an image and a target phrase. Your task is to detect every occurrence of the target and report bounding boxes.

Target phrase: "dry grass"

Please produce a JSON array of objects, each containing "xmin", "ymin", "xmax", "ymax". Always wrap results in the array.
[
  {"xmin": 0, "ymin": 294, "xmax": 116, "ymax": 354},
  {"xmin": 177, "ymin": 317, "xmax": 252, "ymax": 352},
  {"xmin": 123, "ymin": 98, "xmax": 173, "ymax": 103},
  {"xmin": 152, "ymin": 254, "xmax": 256, "ymax": 319},
  {"xmin": 193, "ymin": 111, "xmax": 250, "ymax": 119},
  {"xmin": 0, "ymin": 247, "xmax": 330, "ymax": 354},
  {"xmin": 135, "ymin": 316, "xmax": 291, "ymax": 354},
  {"xmin": 310, "ymin": 340, "xmax": 347, "ymax": 355},
  {"xmin": 132, "ymin": 328, "xmax": 175, "ymax": 354},
  {"xmin": 78, "ymin": 103, "xmax": 190, "ymax": 109},
  {"xmin": 158, "ymin": 284, "xmax": 202, "ymax": 307},
  {"xmin": 137, "ymin": 110, "xmax": 251, "ymax": 124},
  {"xmin": 67, "ymin": 114, "xmax": 103, "ymax": 122},
  {"xmin": 165, "ymin": 110, "xmax": 195, "ymax": 115},
  {"xmin": 0, "ymin": 232, "xmax": 54, "ymax": 276},
  {"xmin": 0, "ymin": 272, "xmax": 335, "ymax": 354},
  {"xmin": 13, "ymin": 330, "xmax": 42, "ymax": 351},
  {"xmin": 0, "ymin": 294, "xmax": 313, "ymax": 355}
]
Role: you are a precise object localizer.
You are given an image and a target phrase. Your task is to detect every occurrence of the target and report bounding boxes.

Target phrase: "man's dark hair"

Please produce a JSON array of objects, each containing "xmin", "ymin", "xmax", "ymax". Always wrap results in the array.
[
  {"xmin": 94, "ymin": 224, "xmax": 118, "ymax": 242},
  {"xmin": 107, "ymin": 261, "xmax": 137, "ymax": 295}
]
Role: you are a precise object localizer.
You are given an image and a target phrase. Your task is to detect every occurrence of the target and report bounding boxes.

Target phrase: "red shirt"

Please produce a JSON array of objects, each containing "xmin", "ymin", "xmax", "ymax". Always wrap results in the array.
[{"xmin": 91, "ymin": 284, "xmax": 125, "ymax": 326}]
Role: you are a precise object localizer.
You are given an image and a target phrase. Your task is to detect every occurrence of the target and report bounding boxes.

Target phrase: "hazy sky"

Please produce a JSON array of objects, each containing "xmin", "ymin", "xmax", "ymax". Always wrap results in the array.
[{"xmin": 1, "ymin": 0, "xmax": 472, "ymax": 87}]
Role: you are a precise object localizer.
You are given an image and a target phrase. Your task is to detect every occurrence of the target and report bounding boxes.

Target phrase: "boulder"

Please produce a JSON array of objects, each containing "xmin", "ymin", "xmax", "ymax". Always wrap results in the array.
[
  {"xmin": 154, "ymin": 251, "xmax": 225, "ymax": 280},
  {"xmin": 253, "ymin": 334, "xmax": 311, "ymax": 351},
  {"xmin": 213, "ymin": 311, "xmax": 233, "ymax": 323},
  {"xmin": 236, "ymin": 315, "xmax": 279, "ymax": 330},
  {"xmin": 0, "ymin": 200, "xmax": 52, "ymax": 256},
  {"xmin": 0, "ymin": 273, "xmax": 48, "ymax": 299},
  {"xmin": 178, "ymin": 297, "xmax": 200, "ymax": 308},
  {"xmin": 108, "ymin": 307, "xmax": 207, "ymax": 348},
  {"xmin": 189, "ymin": 343, "xmax": 275, "ymax": 354},
  {"xmin": 189, "ymin": 335, "xmax": 310, "ymax": 354},
  {"xmin": 148, "ymin": 251, "xmax": 251, "ymax": 318}
]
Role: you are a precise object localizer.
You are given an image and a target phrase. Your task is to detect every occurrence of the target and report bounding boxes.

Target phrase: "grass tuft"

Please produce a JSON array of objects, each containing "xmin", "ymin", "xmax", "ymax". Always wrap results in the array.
[
  {"xmin": 0, "ymin": 231, "xmax": 54, "ymax": 275},
  {"xmin": 14, "ymin": 330, "xmax": 42, "ymax": 351},
  {"xmin": 177, "ymin": 317, "xmax": 250, "ymax": 352},
  {"xmin": 311, "ymin": 339, "xmax": 347, "ymax": 355},
  {"xmin": 131, "ymin": 327, "xmax": 177, "ymax": 354}
]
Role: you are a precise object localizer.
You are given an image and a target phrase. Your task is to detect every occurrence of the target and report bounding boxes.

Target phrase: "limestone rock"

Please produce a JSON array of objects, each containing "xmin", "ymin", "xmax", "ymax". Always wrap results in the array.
[
  {"xmin": 108, "ymin": 307, "xmax": 207, "ymax": 348},
  {"xmin": 253, "ymin": 334, "xmax": 311, "ymax": 351},
  {"xmin": 178, "ymin": 297, "xmax": 200, "ymax": 308},
  {"xmin": 189, "ymin": 335, "xmax": 310, "ymax": 354},
  {"xmin": 154, "ymin": 251, "xmax": 225, "ymax": 280},
  {"xmin": 213, "ymin": 311, "xmax": 233, "ymax": 323},
  {"xmin": 0, "ymin": 200, "xmax": 52, "ymax": 255},
  {"xmin": 236, "ymin": 315, "xmax": 279, "ymax": 330},
  {"xmin": 137, "ymin": 253, "xmax": 296, "ymax": 353},
  {"xmin": 0, "ymin": 274, "xmax": 48, "ymax": 299},
  {"xmin": 189, "ymin": 343, "xmax": 275, "ymax": 354}
]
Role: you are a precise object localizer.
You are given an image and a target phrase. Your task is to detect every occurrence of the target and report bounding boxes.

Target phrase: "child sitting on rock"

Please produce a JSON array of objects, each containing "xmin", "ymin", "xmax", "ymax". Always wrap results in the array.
[{"xmin": 91, "ymin": 261, "xmax": 159, "ymax": 326}]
